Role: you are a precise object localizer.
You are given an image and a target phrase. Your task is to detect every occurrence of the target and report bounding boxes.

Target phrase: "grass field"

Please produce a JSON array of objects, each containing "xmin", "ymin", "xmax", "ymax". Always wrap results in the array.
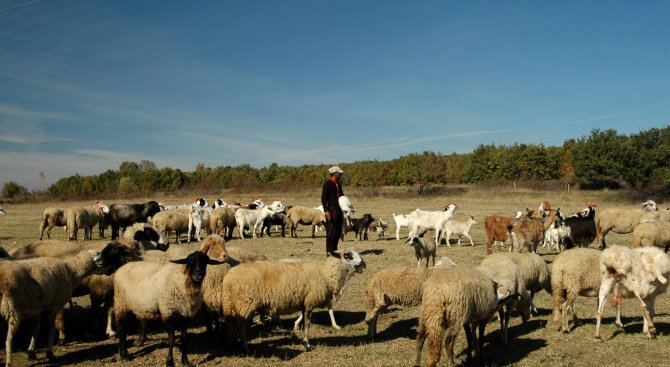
[{"xmin": 0, "ymin": 186, "xmax": 668, "ymax": 367}]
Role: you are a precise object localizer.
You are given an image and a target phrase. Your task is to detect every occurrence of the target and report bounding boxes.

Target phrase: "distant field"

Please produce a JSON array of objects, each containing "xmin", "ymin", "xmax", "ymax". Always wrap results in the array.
[{"xmin": 0, "ymin": 187, "xmax": 668, "ymax": 367}]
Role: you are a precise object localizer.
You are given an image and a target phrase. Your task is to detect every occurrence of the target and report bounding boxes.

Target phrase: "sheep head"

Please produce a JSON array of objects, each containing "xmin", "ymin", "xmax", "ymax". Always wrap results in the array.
[
  {"xmin": 170, "ymin": 251, "xmax": 226, "ymax": 285},
  {"xmin": 341, "ymin": 247, "xmax": 366, "ymax": 274},
  {"xmin": 642, "ymin": 200, "xmax": 658, "ymax": 211}
]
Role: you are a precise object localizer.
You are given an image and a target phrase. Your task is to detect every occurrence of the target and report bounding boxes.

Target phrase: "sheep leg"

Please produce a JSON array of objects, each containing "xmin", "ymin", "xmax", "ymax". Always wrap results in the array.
[
  {"xmin": 327, "ymin": 302, "xmax": 341, "ymax": 330},
  {"xmin": 6, "ymin": 317, "xmax": 20, "ymax": 367},
  {"xmin": 27, "ymin": 317, "xmax": 41, "ymax": 360},
  {"xmin": 117, "ymin": 316, "xmax": 131, "ymax": 361},
  {"xmin": 615, "ymin": 303, "xmax": 623, "ymax": 328},
  {"xmin": 105, "ymin": 305, "xmax": 116, "ymax": 338},
  {"xmin": 562, "ymin": 294, "xmax": 576, "ymax": 333},
  {"xmin": 442, "ymin": 329, "xmax": 458, "ymax": 367},
  {"xmin": 413, "ymin": 319, "xmax": 428, "ymax": 367},
  {"xmin": 595, "ymin": 278, "xmax": 615, "ymax": 339},
  {"xmin": 238, "ymin": 317, "xmax": 250, "ymax": 354},
  {"xmin": 55, "ymin": 308, "xmax": 65, "ymax": 345},
  {"xmin": 293, "ymin": 313, "xmax": 303, "ymax": 332},
  {"xmin": 166, "ymin": 320, "xmax": 176, "ymax": 367},
  {"xmin": 635, "ymin": 294, "xmax": 656, "ymax": 338},
  {"xmin": 45, "ymin": 310, "xmax": 57, "ymax": 361},
  {"xmin": 178, "ymin": 319, "xmax": 192, "ymax": 367},
  {"xmin": 464, "ymin": 324, "xmax": 474, "ymax": 363},
  {"xmin": 641, "ymin": 298, "xmax": 655, "ymax": 335},
  {"xmin": 302, "ymin": 309, "xmax": 313, "ymax": 351},
  {"xmin": 134, "ymin": 322, "xmax": 147, "ymax": 347},
  {"xmin": 498, "ymin": 308, "xmax": 507, "ymax": 344},
  {"xmin": 476, "ymin": 321, "xmax": 487, "ymax": 365}
]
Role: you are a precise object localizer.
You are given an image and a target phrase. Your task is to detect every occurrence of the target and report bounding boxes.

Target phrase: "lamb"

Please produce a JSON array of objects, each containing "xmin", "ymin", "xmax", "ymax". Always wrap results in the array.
[
  {"xmin": 38, "ymin": 207, "xmax": 68, "ymax": 240},
  {"xmin": 0, "ymin": 243, "xmax": 127, "ymax": 366},
  {"xmin": 221, "ymin": 247, "xmax": 365, "ymax": 352},
  {"xmin": 188, "ymin": 205, "xmax": 211, "ymax": 242},
  {"xmin": 407, "ymin": 203, "xmax": 458, "ymax": 245},
  {"xmin": 209, "ymin": 207, "xmax": 237, "ymax": 240},
  {"xmin": 285, "ymin": 206, "xmax": 325, "ymax": 238},
  {"xmin": 392, "ymin": 213, "xmax": 411, "ymax": 241},
  {"xmin": 441, "ymin": 215, "xmax": 477, "ymax": 247},
  {"xmin": 108, "ymin": 200, "xmax": 163, "ymax": 239},
  {"xmin": 408, "ymin": 236, "xmax": 436, "ymax": 268},
  {"xmin": 66, "ymin": 205, "xmax": 107, "ymax": 241},
  {"xmin": 481, "ymin": 252, "xmax": 551, "ymax": 315},
  {"xmin": 595, "ymin": 245, "xmax": 670, "ymax": 339},
  {"xmin": 364, "ymin": 256, "xmax": 457, "ymax": 339},
  {"xmin": 413, "ymin": 266, "xmax": 508, "ymax": 367},
  {"xmin": 114, "ymin": 250, "xmax": 224, "ymax": 366},
  {"xmin": 342, "ymin": 213, "xmax": 375, "ymax": 241},
  {"xmin": 152, "ymin": 209, "xmax": 190, "ymax": 244},
  {"xmin": 510, "ymin": 209, "xmax": 562, "ymax": 253},
  {"xmin": 633, "ymin": 221, "xmax": 670, "ymax": 252},
  {"xmin": 595, "ymin": 199, "xmax": 658, "ymax": 249},
  {"xmin": 368, "ymin": 218, "xmax": 389, "ymax": 240}
]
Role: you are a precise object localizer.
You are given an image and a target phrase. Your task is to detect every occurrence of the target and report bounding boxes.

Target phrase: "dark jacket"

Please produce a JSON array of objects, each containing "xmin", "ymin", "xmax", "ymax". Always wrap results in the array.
[{"xmin": 321, "ymin": 178, "xmax": 344, "ymax": 213}]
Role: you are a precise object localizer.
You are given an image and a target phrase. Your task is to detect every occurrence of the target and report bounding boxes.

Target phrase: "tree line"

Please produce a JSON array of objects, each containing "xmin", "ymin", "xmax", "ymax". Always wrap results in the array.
[{"xmin": 3, "ymin": 127, "xmax": 669, "ymax": 201}]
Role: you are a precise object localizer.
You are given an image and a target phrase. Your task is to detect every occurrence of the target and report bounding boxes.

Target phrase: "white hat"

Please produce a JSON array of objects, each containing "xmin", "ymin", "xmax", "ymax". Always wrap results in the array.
[{"xmin": 328, "ymin": 165, "xmax": 344, "ymax": 174}]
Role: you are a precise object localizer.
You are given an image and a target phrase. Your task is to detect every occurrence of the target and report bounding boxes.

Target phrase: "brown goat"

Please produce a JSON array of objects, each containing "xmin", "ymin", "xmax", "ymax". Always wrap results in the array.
[
  {"xmin": 485, "ymin": 216, "xmax": 515, "ymax": 255},
  {"xmin": 511, "ymin": 209, "xmax": 562, "ymax": 253}
]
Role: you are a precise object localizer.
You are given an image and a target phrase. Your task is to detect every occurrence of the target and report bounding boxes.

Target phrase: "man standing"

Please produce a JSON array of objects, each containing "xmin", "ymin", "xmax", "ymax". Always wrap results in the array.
[{"xmin": 321, "ymin": 165, "xmax": 344, "ymax": 258}]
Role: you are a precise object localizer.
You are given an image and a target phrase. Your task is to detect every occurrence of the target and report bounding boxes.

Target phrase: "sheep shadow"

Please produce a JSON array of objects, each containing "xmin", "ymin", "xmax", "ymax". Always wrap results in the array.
[
  {"xmin": 32, "ymin": 342, "xmax": 119, "ymax": 366},
  {"xmin": 370, "ymin": 317, "xmax": 419, "ymax": 342},
  {"xmin": 359, "ymin": 249, "xmax": 384, "ymax": 256},
  {"xmin": 476, "ymin": 337, "xmax": 547, "ymax": 366}
]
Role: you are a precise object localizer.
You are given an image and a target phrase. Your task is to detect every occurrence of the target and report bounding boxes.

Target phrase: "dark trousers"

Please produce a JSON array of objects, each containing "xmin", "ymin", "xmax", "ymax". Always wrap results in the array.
[{"xmin": 326, "ymin": 209, "xmax": 343, "ymax": 255}]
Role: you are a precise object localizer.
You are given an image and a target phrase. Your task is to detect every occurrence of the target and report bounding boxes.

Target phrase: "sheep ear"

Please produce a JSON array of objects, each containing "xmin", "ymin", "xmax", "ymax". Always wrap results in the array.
[
  {"xmin": 170, "ymin": 257, "xmax": 189, "ymax": 264},
  {"xmin": 207, "ymin": 258, "xmax": 226, "ymax": 265}
]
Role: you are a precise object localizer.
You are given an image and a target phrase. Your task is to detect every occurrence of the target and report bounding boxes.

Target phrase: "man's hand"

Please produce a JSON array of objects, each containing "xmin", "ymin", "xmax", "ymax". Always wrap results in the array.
[{"xmin": 325, "ymin": 211, "xmax": 331, "ymax": 222}]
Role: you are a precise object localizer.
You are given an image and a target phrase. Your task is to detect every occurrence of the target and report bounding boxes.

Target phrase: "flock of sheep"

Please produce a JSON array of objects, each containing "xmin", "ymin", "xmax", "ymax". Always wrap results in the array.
[{"xmin": 0, "ymin": 196, "xmax": 669, "ymax": 366}]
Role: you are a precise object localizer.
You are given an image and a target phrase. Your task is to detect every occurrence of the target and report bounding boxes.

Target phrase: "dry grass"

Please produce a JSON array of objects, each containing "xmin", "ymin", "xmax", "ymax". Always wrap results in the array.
[{"xmin": 0, "ymin": 187, "xmax": 669, "ymax": 367}]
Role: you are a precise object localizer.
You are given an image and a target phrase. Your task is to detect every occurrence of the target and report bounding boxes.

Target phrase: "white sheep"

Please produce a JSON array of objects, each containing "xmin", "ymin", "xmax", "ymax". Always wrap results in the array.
[
  {"xmin": 413, "ymin": 266, "xmax": 508, "ymax": 367},
  {"xmin": 392, "ymin": 213, "xmax": 411, "ymax": 241},
  {"xmin": 0, "ymin": 245, "xmax": 125, "ymax": 366},
  {"xmin": 221, "ymin": 247, "xmax": 365, "ymax": 352},
  {"xmin": 408, "ymin": 236, "xmax": 437, "ymax": 268},
  {"xmin": 595, "ymin": 200, "xmax": 658, "ymax": 249},
  {"xmin": 441, "ymin": 215, "xmax": 477, "ymax": 247},
  {"xmin": 364, "ymin": 256, "xmax": 457, "ymax": 339},
  {"xmin": 234, "ymin": 201, "xmax": 284, "ymax": 239},
  {"xmin": 633, "ymin": 221, "xmax": 670, "ymax": 252},
  {"xmin": 595, "ymin": 245, "xmax": 670, "ymax": 339},
  {"xmin": 114, "ymin": 250, "xmax": 224, "ymax": 366},
  {"xmin": 39, "ymin": 208, "xmax": 67, "ymax": 240}
]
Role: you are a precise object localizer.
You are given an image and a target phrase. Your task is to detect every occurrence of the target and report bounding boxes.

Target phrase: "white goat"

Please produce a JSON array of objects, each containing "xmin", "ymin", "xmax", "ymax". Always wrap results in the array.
[
  {"xmin": 442, "ymin": 215, "xmax": 477, "ymax": 247},
  {"xmin": 392, "ymin": 213, "xmax": 410, "ymax": 241},
  {"xmin": 235, "ymin": 201, "xmax": 284, "ymax": 239},
  {"xmin": 407, "ymin": 202, "xmax": 458, "ymax": 245}
]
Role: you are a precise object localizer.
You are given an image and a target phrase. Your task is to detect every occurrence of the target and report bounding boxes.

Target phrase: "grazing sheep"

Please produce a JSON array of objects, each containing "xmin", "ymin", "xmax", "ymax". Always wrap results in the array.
[
  {"xmin": 39, "ymin": 207, "xmax": 67, "ymax": 240},
  {"xmin": 408, "ymin": 236, "xmax": 437, "ymax": 268},
  {"xmin": 342, "ymin": 213, "xmax": 375, "ymax": 241},
  {"xmin": 152, "ymin": 209, "xmax": 190, "ymax": 244},
  {"xmin": 0, "ymin": 244, "xmax": 126, "ymax": 366},
  {"xmin": 441, "ymin": 216, "xmax": 477, "ymax": 247},
  {"xmin": 209, "ymin": 207, "xmax": 237, "ymax": 240},
  {"xmin": 114, "ymin": 251, "xmax": 224, "ymax": 366},
  {"xmin": 481, "ymin": 252, "xmax": 551, "ymax": 315},
  {"xmin": 285, "ymin": 206, "xmax": 325, "ymax": 238},
  {"xmin": 108, "ymin": 201, "xmax": 163, "ymax": 239},
  {"xmin": 475, "ymin": 259, "xmax": 529, "ymax": 345},
  {"xmin": 392, "ymin": 213, "xmax": 411, "ymax": 241},
  {"xmin": 595, "ymin": 245, "xmax": 670, "ymax": 339},
  {"xmin": 633, "ymin": 221, "xmax": 670, "ymax": 252},
  {"xmin": 413, "ymin": 266, "xmax": 506, "ymax": 367},
  {"xmin": 221, "ymin": 247, "xmax": 365, "ymax": 352},
  {"xmin": 368, "ymin": 218, "xmax": 389, "ymax": 240},
  {"xmin": 595, "ymin": 200, "xmax": 658, "ymax": 249},
  {"xmin": 364, "ymin": 256, "xmax": 457, "ymax": 339}
]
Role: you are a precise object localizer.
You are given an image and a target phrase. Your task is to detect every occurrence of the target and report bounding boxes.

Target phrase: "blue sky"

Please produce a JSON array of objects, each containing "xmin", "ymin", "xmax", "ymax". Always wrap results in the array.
[{"xmin": 1, "ymin": 1, "xmax": 669, "ymax": 189}]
